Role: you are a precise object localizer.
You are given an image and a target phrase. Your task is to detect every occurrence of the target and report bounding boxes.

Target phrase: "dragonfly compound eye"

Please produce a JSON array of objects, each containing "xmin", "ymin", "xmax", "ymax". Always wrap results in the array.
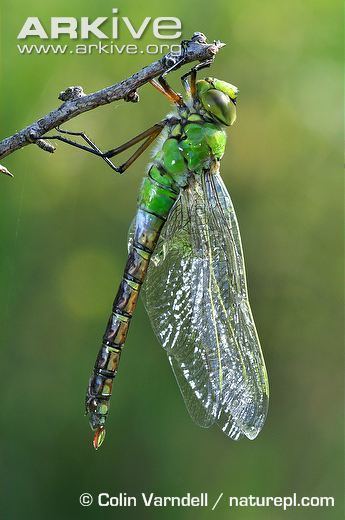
[{"xmin": 200, "ymin": 89, "xmax": 236, "ymax": 126}]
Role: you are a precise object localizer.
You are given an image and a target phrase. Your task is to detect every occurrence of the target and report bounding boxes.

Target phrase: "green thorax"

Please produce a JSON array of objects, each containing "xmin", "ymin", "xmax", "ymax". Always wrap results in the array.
[
  {"xmin": 152, "ymin": 112, "xmax": 226, "ymax": 188},
  {"xmin": 137, "ymin": 111, "xmax": 226, "ymax": 220}
]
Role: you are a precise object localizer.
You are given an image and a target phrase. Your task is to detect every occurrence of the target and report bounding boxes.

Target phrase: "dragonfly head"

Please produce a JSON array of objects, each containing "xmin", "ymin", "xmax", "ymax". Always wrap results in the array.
[{"xmin": 196, "ymin": 77, "xmax": 238, "ymax": 126}]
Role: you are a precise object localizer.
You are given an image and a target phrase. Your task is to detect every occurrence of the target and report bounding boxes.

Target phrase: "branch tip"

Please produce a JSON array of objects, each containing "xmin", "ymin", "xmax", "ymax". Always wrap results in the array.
[{"xmin": 0, "ymin": 164, "xmax": 14, "ymax": 177}]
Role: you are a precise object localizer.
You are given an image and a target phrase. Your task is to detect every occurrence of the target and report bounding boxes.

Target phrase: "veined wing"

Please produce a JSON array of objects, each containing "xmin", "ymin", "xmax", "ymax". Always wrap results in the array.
[
  {"xmin": 142, "ymin": 169, "xmax": 269, "ymax": 439},
  {"xmin": 141, "ymin": 176, "xmax": 222, "ymax": 428}
]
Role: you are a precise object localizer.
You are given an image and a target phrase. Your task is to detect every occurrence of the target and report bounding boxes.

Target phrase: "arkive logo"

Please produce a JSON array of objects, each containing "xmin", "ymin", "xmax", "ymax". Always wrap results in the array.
[{"xmin": 17, "ymin": 8, "xmax": 182, "ymax": 40}]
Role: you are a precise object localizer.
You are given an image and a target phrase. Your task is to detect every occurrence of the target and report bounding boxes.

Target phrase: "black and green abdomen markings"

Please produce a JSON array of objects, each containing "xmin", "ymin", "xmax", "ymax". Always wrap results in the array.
[{"xmin": 85, "ymin": 166, "xmax": 179, "ymax": 441}]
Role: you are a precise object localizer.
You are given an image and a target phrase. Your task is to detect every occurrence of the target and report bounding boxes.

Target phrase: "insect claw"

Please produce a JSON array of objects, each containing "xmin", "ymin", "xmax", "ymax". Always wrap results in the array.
[
  {"xmin": 93, "ymin": 426, "xmax": 106, "ymax": 450},
  {"xmin": 124, "ymin": 90, "xmax": 139, "ymax": 103}
]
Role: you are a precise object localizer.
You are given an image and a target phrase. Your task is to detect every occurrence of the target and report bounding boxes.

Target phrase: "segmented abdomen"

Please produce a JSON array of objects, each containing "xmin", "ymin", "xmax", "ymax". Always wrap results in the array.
[{"xmin": 85, "ymin": 164, "xmax": 179, "ymax": 436}]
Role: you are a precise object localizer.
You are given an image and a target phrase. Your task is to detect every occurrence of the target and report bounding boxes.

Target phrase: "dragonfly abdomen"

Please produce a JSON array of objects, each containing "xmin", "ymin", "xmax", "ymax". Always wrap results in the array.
[{"xmin": 86, "ymin": 169, "xmax": 179, "ymax": 448}]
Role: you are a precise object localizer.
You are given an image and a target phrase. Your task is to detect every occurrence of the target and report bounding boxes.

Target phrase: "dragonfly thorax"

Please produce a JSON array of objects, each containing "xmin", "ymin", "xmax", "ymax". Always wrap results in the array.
[{"xmin": 149, "ymin": 113, "xmax": 226, "ymax": 189}]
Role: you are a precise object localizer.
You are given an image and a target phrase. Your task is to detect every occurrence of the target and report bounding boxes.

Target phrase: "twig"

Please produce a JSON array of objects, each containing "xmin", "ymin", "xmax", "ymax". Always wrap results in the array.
[
  {"xmin": 0, "ymin": 33, "xmax": 224, "ymax": 176},
  {"xmin": 0, "ymin": 164, "xmax": 13, "ymax": 177}
]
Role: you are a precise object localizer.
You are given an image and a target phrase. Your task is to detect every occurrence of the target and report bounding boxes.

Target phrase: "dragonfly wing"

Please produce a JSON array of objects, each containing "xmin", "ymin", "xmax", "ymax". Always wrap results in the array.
[
  {"xmin": 202, "ymin": 171, "xmax": 269, "ymax": 439},
  {"xmin": 142, "ymin": 170, "xmax": 269, "ymax": 439},
  {"xmin": 142, "ymin": 188, "xmax": 222, "ymax": 427}
]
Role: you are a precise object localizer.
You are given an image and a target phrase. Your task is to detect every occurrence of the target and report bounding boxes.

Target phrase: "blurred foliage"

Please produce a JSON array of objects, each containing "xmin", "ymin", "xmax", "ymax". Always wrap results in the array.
[{"xmin": 0, "ymin": 0, "xmax": 343, "ymax": 519}]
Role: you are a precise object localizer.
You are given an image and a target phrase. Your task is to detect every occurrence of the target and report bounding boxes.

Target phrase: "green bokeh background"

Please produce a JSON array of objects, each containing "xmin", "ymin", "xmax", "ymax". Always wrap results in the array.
[{"xmin": 0, "ymin": 1, "xmax": 343, "ymax": 519}]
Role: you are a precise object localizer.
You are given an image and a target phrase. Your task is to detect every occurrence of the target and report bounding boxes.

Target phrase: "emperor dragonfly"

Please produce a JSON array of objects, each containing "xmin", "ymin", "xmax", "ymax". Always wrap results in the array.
[{"xmin": 44, "ymin": 63, "xmax": 269, "ymax": 449}]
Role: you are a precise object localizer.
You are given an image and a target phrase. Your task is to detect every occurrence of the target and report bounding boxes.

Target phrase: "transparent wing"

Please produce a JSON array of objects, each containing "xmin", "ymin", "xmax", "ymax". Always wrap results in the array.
[
  {"xmin": 141, "ymin": 190, "xmax": 221, "ymax": 428},
  {"xmin": 141, "ymin": 170, "xmax": 269, "ymax": 439}
]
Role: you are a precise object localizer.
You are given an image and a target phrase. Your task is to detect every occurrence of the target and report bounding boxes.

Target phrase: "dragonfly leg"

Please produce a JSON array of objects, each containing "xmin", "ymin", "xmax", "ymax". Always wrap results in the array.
[
  {"xmin": 161, "ymin": 38, "xmax": 189, "ymax": 77},
  {"xmin": 104, "ymin": 121, "xmax": 167, "ymax": 173},
  {"xmin": 42, "ymin": 127, "xmax": 121, "ymax": 172},
  {"xmin": 180, "ymin": 59, "xmax": 214, "ymax": 100},
  {"xmin": 149, "ymin": 77, "xmax": 184, "ymax": 106},
  {"xmin": 149, "ymin": 39, "xmax": 188, "ymax": 106},
  {"xmin": 42, "ymin": 120, "xmax": 169, "ymax": 173},
  {"xmin": 150, "ymin": 55, "xmax": 213, "ymax": 105}
]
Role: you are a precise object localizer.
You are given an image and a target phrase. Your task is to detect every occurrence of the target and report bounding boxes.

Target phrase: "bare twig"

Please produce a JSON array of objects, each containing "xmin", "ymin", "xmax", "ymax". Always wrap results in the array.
[
  {"xmin": 0, "ymin": 164, "xmax": 13, "ymax": 177},
  {"xmin": 0, "ymin": 32, "xmax": 224, "ymax": 174}
]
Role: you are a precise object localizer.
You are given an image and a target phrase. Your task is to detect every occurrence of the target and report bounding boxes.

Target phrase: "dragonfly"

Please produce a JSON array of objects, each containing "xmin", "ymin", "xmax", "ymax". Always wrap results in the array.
[{"xmin": 42, "ymin": 58, "xmax": 269, "ymax": 449}]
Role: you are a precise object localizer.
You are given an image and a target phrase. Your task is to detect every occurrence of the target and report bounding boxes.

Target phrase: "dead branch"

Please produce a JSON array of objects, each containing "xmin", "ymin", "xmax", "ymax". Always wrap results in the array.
[{"xmin": 0, "ymin": 33, "xmax": 224, "ymax": 176}]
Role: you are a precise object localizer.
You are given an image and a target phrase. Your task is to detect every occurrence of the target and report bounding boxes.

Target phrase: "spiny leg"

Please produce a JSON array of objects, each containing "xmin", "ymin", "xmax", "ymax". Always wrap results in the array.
[
  {"xmin": 161, "ymin": 38, "xmax": 189, "ymax": 77},
  {"xmin": 106, "ymin": 125, "xmax": 164, "ymax": 173},
  {"xmin": 157, "ymin": 35, "xmax": 212, "ymax": 100},
  {"xmin": 42, "ymin": 121, "xmax": 167, "ymax": 173},
  {"xmin": 150, "ymin": 53, "xmax": 214, "ymax": 106},
  {"xmin": 42, "ymin": 127, "xmax": 120, "ymax": 171},
  {"xmin": 56, "ymin": 127, "xmax": 120, "ymax": 171},
  {"xmin": 180, "ymin": 59, "xmax": 213, "ymax": 100},
  {"xmin": 149, "ymin": 39, "xmax": 189, "ymax": 106},
  {"xmin": 105, "ymin": 123, "xmax": 164, "ymax": 158},
  {"xmin": 149, "ymin": 77, "xmax": 184, "ymax": 106}
]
